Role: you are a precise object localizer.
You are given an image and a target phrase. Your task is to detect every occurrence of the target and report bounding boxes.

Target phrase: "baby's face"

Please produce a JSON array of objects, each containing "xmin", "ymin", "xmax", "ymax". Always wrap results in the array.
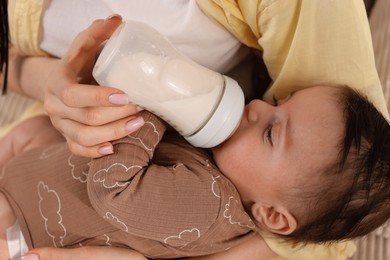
[{"xmin": 212, "ymin": 86, "xmax": 345, "ymax": 208}]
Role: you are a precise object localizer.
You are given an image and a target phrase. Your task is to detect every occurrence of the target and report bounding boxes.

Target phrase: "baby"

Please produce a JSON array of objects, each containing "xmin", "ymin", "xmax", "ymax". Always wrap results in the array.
[{"xmin": 0, "ymin": 86, "xmax": 389, "ymax": 259}]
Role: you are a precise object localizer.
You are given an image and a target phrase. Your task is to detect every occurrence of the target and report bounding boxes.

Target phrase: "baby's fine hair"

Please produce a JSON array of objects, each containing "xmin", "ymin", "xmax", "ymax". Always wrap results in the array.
[{"xmin": 288, "ymin": 86, "xmax": 390, "ymax": 243}]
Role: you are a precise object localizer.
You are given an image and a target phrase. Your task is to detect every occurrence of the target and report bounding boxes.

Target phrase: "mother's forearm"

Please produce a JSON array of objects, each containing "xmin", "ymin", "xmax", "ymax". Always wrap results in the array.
[
  {"xmin": 26, "ymin": 235, "xmax": 278, "ymax": 260},
  {"xmin": 6, "ymin": 46, "xmax": 58, "ymax": 101}
]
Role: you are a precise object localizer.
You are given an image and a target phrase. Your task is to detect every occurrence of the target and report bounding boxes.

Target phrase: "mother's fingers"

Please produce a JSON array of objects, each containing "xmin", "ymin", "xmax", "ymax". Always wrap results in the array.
[
  {"xmin": 47, "ymin": 101, "xmax": 138, "ymax": 126},
  {"xmin": 66, "ymin": 139, "xmax": 114, "ymax": 158},
  {"xmin": 58, "ymin": 116, "xmax": 144, "ymax": 146},
  {"xmin": 56, "ymin": 116, "xmax": 145, "ymax": 157},
  {"xmin": 64, "ymin": 15, "xmax": 123, "ymax": 76},
  {"xmin": 45, "ymin": 83, "xmax": 132, "ymax": 111},
  {"xmin": 40, "ymin": 16, "xmax": 132, "ymax": 159}
]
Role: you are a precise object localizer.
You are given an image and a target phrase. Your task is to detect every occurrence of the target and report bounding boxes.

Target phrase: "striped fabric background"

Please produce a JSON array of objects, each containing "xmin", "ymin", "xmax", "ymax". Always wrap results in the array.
[{"xmin": 0, "ymin": 92, "xmax": 33, "ymax": 126}]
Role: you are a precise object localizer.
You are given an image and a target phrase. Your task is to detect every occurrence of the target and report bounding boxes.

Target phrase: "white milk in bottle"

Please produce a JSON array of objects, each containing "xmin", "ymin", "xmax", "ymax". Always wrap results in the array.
[
  {"xmin": 93, "ymin": 20, "xmax": 244, "ymax": 148},
  {"xmin": 105, "ymin": 52, "xmax": 223, "ymax": 135}
]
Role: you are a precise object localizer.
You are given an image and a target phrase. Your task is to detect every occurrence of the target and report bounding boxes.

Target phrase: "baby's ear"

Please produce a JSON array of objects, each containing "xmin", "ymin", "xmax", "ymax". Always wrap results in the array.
[{"xmin": 251, "ymin": 203, "xmax": 297, "ymax": 235}]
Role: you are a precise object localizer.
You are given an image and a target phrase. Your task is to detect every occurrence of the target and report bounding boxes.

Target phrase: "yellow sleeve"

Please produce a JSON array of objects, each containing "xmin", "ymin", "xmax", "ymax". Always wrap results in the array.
[
  {"xmin": 263, "ymin": 233, "xmax": 356, "ymax": 260},
  {"xmin": 197, "ymin": 0, "xmax": 389, "ymax": 119},
  {"xmin": 8, "ymin": 0, "xmax": 47, "ymax": 56},
  {"xmin": 2, "ymin": 0, "xmax": 47, "ymax": 134},
  {"xmin": 1, "ymin": 0, "xmax": 47, "ymax": 138}
]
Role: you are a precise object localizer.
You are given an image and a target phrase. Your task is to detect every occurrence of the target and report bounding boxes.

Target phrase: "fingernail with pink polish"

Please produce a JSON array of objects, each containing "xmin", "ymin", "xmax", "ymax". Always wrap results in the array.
[
  {"xmin": 125, "ymin": 117, "xmax": 144, "ymax": 132},
  {"xmin": 109, "ymin": 94, "xmax": 129, "ymax": 105},
  {"xmin": 98, "ymin": 145, "xmax": 114, "ymax": 155},
  {"xmin": 21, "ymin": 254, "xmax": 39, "ymax": 260},
  {"xmin": 105, "ymin": 14, "xmax": 122, "ymax": 21}
]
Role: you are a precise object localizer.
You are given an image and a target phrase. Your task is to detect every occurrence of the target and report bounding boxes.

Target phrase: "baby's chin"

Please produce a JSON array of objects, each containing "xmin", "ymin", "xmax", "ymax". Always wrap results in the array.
[{"xmin": 210, "ymin": 144, "xmax": 224, "ymax": 167}]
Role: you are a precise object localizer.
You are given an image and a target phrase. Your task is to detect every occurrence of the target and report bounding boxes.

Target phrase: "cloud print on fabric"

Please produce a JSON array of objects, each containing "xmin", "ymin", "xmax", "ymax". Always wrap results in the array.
[
  {"xmin": 125, "ymin": 121, "xmax": 160, "ymax": 154},
  {"xmin": 68, "ymin": 154, "xmax": 92, "ymax": 183},
  {"xmin": 37, "ymin": 181, "xmax": 67, "ymax": 247},
  {"xmin": 103, "ymin": 212, "xmax": 129, "ymax": 232},
  {"xmin": 224, "ymin": 196, "xmax": 255, "ymax": 229},
  {"xmin": 164, "ymin": 228, "xmax": 201, "ymax": 247},
  {"xmin": 92, "ymin": 163, "xmax": 142, "ymax": 189},
  {"xmin": 211, "ymin": 175, "xmax": 221, "ymax": 198}
]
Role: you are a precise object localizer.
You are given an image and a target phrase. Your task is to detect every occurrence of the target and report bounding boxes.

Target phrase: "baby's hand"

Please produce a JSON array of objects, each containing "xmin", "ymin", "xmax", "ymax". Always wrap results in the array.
[{"xmin": 42, "ymin": 16, "xmax": 144, "ymax": 158}]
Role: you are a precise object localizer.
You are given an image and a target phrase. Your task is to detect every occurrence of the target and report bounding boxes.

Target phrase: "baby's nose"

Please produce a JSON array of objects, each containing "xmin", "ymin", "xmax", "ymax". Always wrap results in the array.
[
  {"xmin": 246, "ymin": 100, "xmax": 274, "ymax": 122},
  {"xmin": 247, "ymin": 107, "xmax": 259, "ymax": 122}
]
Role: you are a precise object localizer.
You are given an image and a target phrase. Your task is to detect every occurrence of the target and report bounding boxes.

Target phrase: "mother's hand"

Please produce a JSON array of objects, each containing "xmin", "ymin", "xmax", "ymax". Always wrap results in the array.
[
  {"xmin": 42, "ymin": 15, "xmax": 144, "ymax": 158},
  {"xmin": 23, "ymin": 246, "xmax": 147, "ymax": 260},
  {"xmin": 23, "ymin": 233, "xmax": 278, "ymax": 260}
]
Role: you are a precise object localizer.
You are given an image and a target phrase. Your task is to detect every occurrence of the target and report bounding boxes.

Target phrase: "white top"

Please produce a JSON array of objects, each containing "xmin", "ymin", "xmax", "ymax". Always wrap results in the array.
[{"xmin": 40, "ymin": 0, "xmax": 249, "ymax": 73}]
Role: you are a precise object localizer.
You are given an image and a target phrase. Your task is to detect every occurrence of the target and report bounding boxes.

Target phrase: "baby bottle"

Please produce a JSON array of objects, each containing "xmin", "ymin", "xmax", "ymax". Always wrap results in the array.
[{"xmin": 93, "ymin": 20, "xmax": 244, "ymax": 148}]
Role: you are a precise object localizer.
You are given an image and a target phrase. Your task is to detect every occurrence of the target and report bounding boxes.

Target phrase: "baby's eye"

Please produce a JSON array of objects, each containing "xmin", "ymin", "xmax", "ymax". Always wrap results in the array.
[{"xmin": 266, "ymin": 125, "xmax": 273, "ymax": 146}]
